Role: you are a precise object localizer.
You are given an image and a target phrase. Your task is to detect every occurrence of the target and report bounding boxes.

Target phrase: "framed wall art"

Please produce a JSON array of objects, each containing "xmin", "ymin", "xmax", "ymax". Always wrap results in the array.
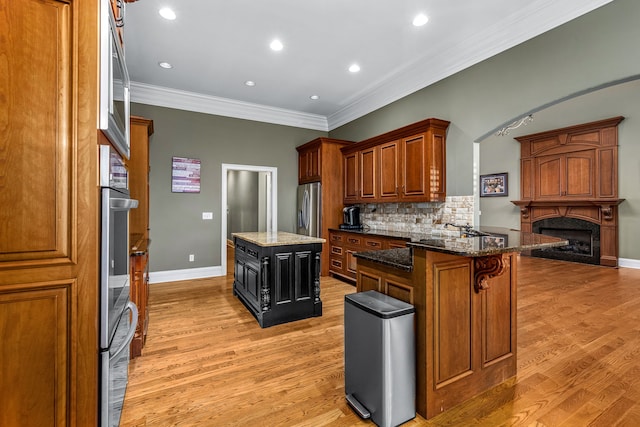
[
  {"xmin": 480, "ymin": 172, "xmax": 508, "ymax": 197},
  {"xmin": 172, "ymin": 156, "xmax": 201, "ymax": 193}
]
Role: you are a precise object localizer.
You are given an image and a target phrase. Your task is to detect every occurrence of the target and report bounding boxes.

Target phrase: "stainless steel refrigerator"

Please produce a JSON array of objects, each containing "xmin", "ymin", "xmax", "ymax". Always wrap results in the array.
[{"xmin": 297, "ymin": 182, "xmax": 321, "ymax": 237}]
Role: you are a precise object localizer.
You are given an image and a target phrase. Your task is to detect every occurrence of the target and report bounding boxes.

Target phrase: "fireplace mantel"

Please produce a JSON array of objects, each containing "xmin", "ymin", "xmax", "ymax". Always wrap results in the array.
[{"xmin": 512, "ymin": 199, "xmax": 625, "ymax": 221}]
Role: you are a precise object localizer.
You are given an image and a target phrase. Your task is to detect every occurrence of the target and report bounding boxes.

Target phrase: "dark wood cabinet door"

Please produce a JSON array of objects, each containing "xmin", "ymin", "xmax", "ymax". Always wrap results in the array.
[
  {"xmin": 401, "ymin": 134, "xmax": 427, "ymax": 198},
  {"xmin": 379, "ymin": 140, "xmax": 401, "ymax": 200},
  {"xmin": 298, "ymin": 144, "xmax": 321, "ymax": 184},
  {"xmin": 0, "ymin": 0, "xmax": 100, "ymax": 423},
  {"xmin": 359, "ymin": 147, "xmax": 378, "ymax": 200},
  {"xmin": 344, "ymin": 152, "xmax": 359, "ymax": 203},
  {"xmin": 294, "ymin": 251, "xmax": 313, "ymax": 301}
]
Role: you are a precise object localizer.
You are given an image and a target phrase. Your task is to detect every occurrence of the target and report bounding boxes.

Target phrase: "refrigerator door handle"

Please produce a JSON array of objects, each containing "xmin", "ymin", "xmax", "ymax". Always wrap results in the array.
[{"xmin": 302, "ymin": 189, "xmax": 310, "ymax": 229}]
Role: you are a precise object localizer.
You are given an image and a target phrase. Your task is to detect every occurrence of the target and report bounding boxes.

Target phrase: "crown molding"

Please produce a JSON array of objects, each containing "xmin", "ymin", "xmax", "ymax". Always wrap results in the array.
[{"xmin": 129, "ymin": 82, "xmax": 329, "ymax": 131}]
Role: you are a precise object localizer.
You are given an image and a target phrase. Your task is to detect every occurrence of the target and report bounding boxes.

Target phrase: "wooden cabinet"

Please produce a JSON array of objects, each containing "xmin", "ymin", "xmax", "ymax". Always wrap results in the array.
[
  {"xmin": 357, "ymin": 249, "xmax": 518, "ymax": 419},
  {"xmin": 534, "ymin": 150, "xmax": 596, "ymax": 199},
  {"xmin": 517, "ymin": 117, "xmax": 622, "ymax": 201},
  {"xmin": 0, "ymin": 0, "xmax": 100, "ymax": 424},
  {"xmin": 129, "ymin": 116, "xmax": 153, "ymax": 240},
  {"xmin": 328, "ymin": 230, "xmax": 407, "ymax": 282},
  {"xmin": 359, "ymin": 146, "xmax": 378, "ymax": 200},
  {"xmin": 296, "ymin": 138, "xmax": 353, "ymax": 276},
  {"xmin": 379, "ymin": 140, "xmax": 401, "ymax": 200},
  {"xmin": 128, "ymin": 117, "xmax": 153, "ymax": 358},
  {"xmin": 343, "ymin": 151, "xmax": 359, "ymax": 203},
  {"xmin": 298, "ymin": 142, "xmax": 321, "ymax": 183},
  {"xmin": 342, "ymin": 118, "xmax": 450, "ymax": 204},
  {"xmin": 233, "ymin": 236, "xmax": 323, "ymax": 327}
]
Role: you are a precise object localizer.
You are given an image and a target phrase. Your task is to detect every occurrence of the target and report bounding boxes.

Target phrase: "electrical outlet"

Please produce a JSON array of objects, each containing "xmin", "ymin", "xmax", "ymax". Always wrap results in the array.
[
  {"xmin": 202, "ymin": 212, "xmax": 213, "ymax": 220},
  {"xmin": 189, "ymin": 254, "xmax": 194, "ymax": 262}
]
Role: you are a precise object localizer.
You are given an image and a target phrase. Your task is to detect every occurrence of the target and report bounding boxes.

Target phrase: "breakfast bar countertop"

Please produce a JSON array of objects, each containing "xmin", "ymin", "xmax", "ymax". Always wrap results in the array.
[
  {"xmin": 231, "ymin": 231, "xmax": 325, "ymax": 247},
  {"xmin": 353, "ymin": 226, "xmax": 568, "ymax": 270}
]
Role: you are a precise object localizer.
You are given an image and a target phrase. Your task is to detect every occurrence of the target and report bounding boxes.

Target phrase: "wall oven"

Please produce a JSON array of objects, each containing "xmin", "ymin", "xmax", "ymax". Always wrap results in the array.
[
  {"xmin": 100, "ymin": 145, "xmax": 138, "ymax": 426},
  {"xmin": 100, "ymin": 0, "xmax": 131, "ymax": 159}
]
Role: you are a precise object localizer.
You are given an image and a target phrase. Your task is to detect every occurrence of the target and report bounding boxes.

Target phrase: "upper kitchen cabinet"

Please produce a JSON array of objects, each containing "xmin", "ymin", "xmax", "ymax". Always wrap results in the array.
[
  {"xmin": 297, "ymin": 140, "xmax": 321, "ymax": 183},
  {"xmin": 341, "ymin": 118, "xmax": 450, "ymax": 204},
  {"xmin": 296, "ymin": 138, "xmax": 354, "ymax": 276},
  {"xmin": 0, "ymin": 0, "xmax": 100, "ymax": 424},
  {"xmin": 128, "ymin": 116, "xmax": 154, "ymax": 240}
]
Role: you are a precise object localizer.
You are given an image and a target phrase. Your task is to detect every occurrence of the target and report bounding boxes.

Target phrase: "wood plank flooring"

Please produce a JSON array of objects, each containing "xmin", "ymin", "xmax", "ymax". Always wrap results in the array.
[{"xmin": 120, "ymin": 255, "xmax": 640, "ymax": 426}]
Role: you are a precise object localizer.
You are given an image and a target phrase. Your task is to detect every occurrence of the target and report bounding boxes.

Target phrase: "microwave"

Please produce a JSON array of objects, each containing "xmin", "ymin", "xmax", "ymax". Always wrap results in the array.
[{"xmin": 99, "ymin": 0, "xmax": 130, "ymax": 159}]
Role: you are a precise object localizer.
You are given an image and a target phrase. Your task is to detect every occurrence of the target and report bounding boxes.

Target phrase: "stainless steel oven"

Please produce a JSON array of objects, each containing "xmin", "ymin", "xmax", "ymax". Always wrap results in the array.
[{"xmin": 99, "ymin": 145, "xmax": 138, "ymax": 426}]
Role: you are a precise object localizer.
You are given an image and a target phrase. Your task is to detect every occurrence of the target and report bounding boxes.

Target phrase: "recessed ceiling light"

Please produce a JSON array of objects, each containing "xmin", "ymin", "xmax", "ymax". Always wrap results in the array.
[
  {"xmin": 269, "ymin": 39, "xmax": 283, "ymax": 51},
  {"xmin": 348, "ymin": 64, "xmax": 361, "ymax": 73},
  {"xmin": 158, "ymin": 61, "xmax": 173, "ymax": 69},
  {"xmin": 159, "ymin": 8, "xmax": 176, "ymax": 20},
  {"xmin": 310, "ymin": 95, "xmax": 320, "ymax": 100},
  {"xmin": 245, "ymin": 80, "xmax": 256, "ymax": 87},
  {"xmin": 412, "ymin": 13, "xmax": 429, "ymax": 27}
]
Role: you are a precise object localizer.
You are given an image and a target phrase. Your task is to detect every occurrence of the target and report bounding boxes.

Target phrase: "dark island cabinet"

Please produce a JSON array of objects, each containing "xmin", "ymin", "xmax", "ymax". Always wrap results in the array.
[{"xmin": 233, "ymin": 236, "xmax": 323, "ymax": 327}]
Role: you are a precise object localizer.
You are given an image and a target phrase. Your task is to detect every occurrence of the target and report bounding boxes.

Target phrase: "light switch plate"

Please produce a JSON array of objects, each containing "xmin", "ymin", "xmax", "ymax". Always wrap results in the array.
[{"xmin": 202, "ymin": 212, "xmax": 213, "ymax": 220}]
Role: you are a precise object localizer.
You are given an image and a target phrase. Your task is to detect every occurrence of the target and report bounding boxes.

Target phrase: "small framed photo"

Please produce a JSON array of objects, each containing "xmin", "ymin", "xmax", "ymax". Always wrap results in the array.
[
  {"xmin": 480, "ymin": 172, "xmax": 508, "ymax": 197},
  {"xmin": 480, "ymin": 235, "xmax": 507, "ymax": 250}
]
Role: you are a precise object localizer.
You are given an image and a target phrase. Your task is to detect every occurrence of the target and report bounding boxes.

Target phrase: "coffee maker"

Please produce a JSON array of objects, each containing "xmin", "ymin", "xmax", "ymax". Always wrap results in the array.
[{"xmin": 340, "ymin": 206, "xmax": 362, "ymax": 230}]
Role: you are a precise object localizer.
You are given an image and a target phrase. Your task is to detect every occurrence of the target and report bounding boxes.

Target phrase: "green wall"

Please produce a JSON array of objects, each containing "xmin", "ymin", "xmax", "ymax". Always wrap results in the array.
[{"xmin": 136, "ymin": 0, "xmax": 640, "ymax": 273}]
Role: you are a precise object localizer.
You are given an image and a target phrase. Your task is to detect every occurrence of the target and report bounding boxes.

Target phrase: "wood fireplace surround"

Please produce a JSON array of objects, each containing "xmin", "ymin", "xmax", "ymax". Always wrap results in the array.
[{"xmin": 511, "ymin": 116, "xmax": 625, "ymax": 267}]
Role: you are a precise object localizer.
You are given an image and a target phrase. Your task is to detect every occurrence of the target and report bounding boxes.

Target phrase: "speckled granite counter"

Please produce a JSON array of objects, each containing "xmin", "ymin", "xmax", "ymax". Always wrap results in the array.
[
  {"xmin": 232, "ymin": 231, "xmax": 325, "ymax": 247},
  {"xmin": 351, "ymin": 226, "xmax": 567, "ymax": 270}
]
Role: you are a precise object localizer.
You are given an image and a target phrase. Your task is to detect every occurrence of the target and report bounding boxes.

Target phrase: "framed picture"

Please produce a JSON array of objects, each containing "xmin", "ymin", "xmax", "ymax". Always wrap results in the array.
[
  {"xmin": 480, "ymin": 234, "xmax": 508, "ymax": 250},
  {"xmin": 172, "ymin": 156, "xmax": 201, "ymax": 193},
  {"xmin": 480, "ymin": 172, "xmax": 508, "ymax": 197}
]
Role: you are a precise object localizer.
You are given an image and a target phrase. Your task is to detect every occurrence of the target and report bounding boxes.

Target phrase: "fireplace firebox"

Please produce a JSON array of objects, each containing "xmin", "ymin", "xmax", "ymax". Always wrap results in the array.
[{"xmin": 532, "ymin": 217, "xmax": 600, "ymax": 265}]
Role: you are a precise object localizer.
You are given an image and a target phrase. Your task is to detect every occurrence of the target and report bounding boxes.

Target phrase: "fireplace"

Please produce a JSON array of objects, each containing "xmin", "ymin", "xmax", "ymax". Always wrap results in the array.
[
  {"xmin": 532, "ymin": 217, "xmax": 600, "ymax": 265},
  {"xmin": 511, "ymin": 116, "xmax": 625, "ymax": 267}
]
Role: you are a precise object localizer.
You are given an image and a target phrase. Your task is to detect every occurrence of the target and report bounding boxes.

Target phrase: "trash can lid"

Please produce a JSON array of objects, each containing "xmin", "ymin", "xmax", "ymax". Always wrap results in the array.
[{"xmin": 345, "ymin": 290, "xmax": 414, "ymax": 319}]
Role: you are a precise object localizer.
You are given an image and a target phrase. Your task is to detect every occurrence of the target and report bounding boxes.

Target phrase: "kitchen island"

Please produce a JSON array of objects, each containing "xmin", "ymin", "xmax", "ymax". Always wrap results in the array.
[
  {"xmin": 232, "ymin": 231, "xmax": 325, "ymax": 328},
  {"xmin": 353, "ymin": 227, "xmax": 567, "ymax": 420}
]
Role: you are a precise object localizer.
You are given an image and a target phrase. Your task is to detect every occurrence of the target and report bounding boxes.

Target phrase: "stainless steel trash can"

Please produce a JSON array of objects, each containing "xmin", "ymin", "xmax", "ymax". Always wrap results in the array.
[{"xmin": 344, "ymin": 290, "xmax": 415, "ymax": 427}]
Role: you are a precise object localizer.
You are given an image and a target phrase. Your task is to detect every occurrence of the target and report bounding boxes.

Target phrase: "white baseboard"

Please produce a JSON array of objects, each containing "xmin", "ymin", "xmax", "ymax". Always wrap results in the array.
[
  {"xmin": 618, "ymin": 258, "xmax": 640, "ymax": 269},
  {"xmin": 149, "ymin": 266, "xmax": 224, "ymax": 284}
]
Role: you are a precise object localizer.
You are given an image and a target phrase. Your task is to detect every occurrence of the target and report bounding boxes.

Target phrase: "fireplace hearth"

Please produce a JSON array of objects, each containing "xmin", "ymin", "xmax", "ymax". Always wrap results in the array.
[{"xmin": 532, "ymin": 217, "xmax": 600, "ymax": 265}]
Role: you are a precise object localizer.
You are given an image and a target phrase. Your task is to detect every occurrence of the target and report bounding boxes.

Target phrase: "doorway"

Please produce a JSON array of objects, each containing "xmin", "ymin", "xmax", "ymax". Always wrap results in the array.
[{"xmin": 221, "ymin": 164, "xmax": 277, "ymax": 275}]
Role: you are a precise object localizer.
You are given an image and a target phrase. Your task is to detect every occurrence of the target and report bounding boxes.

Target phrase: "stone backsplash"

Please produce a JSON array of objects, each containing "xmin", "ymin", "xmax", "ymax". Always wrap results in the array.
[{"xmin": 357, "ymin": 195, "xmax": 474, "ymax": 235}]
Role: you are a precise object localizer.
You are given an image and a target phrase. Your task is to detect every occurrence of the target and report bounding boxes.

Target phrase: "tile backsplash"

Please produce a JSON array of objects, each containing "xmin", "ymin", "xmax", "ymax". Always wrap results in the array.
[{"xmin": 357, "ymin": 195, "xmax": 474, "ymax": 235}]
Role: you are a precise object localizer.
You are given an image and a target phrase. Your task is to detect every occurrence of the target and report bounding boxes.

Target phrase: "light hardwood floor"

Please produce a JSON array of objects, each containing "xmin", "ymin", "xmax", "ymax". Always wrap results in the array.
[{"xmin": 120, "ymin": 255, "xmax": 640, "ymax": 426}]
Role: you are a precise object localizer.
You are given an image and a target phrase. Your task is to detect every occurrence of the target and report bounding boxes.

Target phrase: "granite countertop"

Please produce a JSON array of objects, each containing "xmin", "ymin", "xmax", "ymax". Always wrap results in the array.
[
  {"xmin": 351, "ymin": 226, "xmax": 568, "ymax": 270},
  {"xmin": 232, "ymin": 231, "xmax": 325, "ymax": 247},
  {"xmin": 355, "ymin": 248, "xmax": 413, "ymax": 271}
]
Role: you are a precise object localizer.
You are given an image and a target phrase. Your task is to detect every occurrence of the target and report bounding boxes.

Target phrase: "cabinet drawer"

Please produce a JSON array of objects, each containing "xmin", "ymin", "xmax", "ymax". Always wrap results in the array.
[
  {"xmin": 330, "ymin": 233, "xmax": 344, "ymax": 243},
  {"xmin": 330, "ymin": 257, "xmax": 343, "ymax": 271},
  {"xmin": 331, "ymin": 245, "xmax": 343, "ymax": 256},
  {"xmin": 363, "ymin": 238, "xmax": 383, "ymax": 249},
  {"xmin": 345, "ymin": 236, "xmax": 362, "ymax": 246}
]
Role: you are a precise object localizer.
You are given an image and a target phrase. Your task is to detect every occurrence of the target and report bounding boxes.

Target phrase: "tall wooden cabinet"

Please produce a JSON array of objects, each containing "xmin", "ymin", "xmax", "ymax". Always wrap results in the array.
[
  {"xmin": 342, "ymin": 118, "xmax": 450, "ymax": 204},
  {"xmin": 296, "ymin": 138, "xmax": 354, "ymax": 276},
  {"xmin": 128, "ymin": 116, "xmax": 153, "ymax": 358},
  {"xmin": 0, "ymin": 0, "xmax": 100, "ymax": 425}
]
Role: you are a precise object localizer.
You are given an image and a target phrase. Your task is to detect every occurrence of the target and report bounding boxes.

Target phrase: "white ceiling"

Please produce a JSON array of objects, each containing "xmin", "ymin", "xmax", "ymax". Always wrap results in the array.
[{"xmin": 123, "ymin": 0, "xmax": 614, "ymax": 131}]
